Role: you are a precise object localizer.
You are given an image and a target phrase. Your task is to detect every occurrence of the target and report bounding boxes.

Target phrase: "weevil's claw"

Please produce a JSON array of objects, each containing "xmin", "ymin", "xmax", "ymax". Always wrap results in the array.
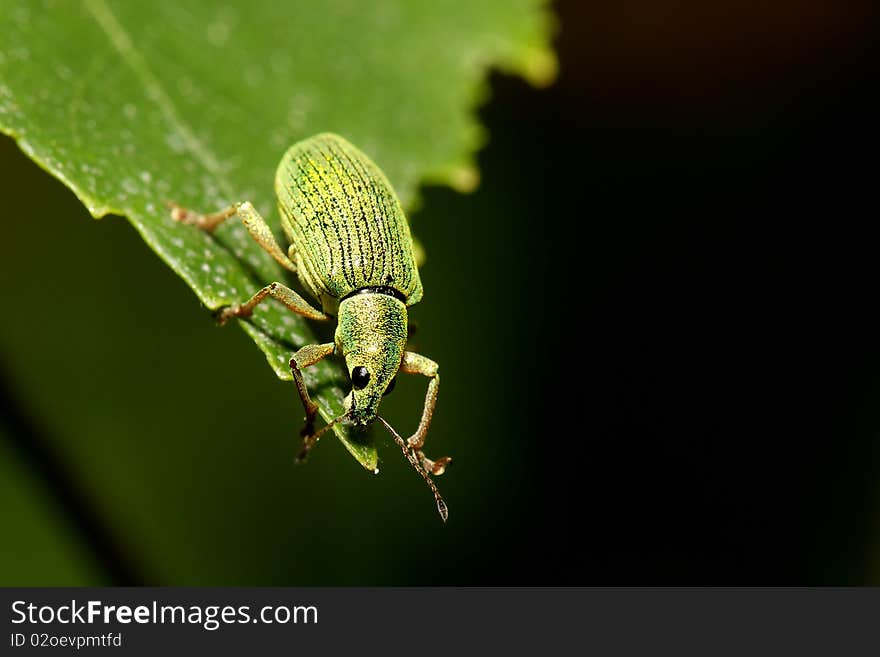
[
  {"xmin": 294, "ymin": 425, "xmax": 317, "ymax": 463},
  {"xmin": 295, "ymin": 430, "xmax": 319, "ymax": 464},
  {"xmin": 214, "ymin": 308, "xmax": 234, "ymax": 326},
  {"xmin": 419, "ymin": 452, "xmax": 452, "ymax": 476},
  {"xmin": 214, "ymin": 304, "xmax": 249, "ymax": 326},
  {"xmin": 295, "ymin": 411, "xmax": 349, "ymax": 465},
  {"xmin": 214, "ymin": 307, "xmax": 232, "ymax": 325},
  {"xmin": 294, "ymin": 445, "xmax": 311, "ymax": 464},
  {"xmin": 167, "ymin": 200, "xmax": 235, "ymax": 232},
  {"xmin": 167, "ymin": 200, "xmax": 192, "ymax": 223}
]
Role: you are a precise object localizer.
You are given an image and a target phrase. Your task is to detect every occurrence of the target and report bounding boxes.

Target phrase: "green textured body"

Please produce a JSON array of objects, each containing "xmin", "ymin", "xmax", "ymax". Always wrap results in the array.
[{"xmin": 275, "ymin": 133, "xmax": 423, "ymax": 314}]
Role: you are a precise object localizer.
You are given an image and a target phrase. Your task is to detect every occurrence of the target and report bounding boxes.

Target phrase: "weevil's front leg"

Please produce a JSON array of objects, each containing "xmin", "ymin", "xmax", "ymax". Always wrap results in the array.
[
  {"xmin": 169, "ymin": 200, "xmax": 298, "ymax": 273},
  {"xmin": 218, "ymin": 281, "xmax": 328, "ymax": 325},
  {"xmin": 289, "ymin": 343, "xmax": 335, "ymax": 460},
  {"xmin": 400, "ymin": 351, "xmax": 440, "ymax": 450},
  {"xmin": 400, "ymin": 351, "xmax": 451, "ymax": 475}
]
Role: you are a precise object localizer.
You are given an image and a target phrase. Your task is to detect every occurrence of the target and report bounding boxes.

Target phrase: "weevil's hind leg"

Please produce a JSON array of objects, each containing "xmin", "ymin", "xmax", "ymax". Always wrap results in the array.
[
  {"xmin": 289, "ymin": 343, "xmax": 336, "ymax": 460},
  {"xmin": 168, "ymin": 201, "xmax": 237, "ymax": 232},
  {"xmin": 218, "ymin": 281, "xmax": 328, "ymax": 325},
  {"xmin": 169, "ymin": 200, "xmax": 298, "ymax": 273},
  {"xmin": 170, "ymin": 202, "xmax": 321, "ymax": 324},
  {"xmin": 234, "ymin": 202, "xmax": 299, "ymax": 273},
  {"xmin": 400, "ymin": 351, "xmax": 450, "ymax": 475}
]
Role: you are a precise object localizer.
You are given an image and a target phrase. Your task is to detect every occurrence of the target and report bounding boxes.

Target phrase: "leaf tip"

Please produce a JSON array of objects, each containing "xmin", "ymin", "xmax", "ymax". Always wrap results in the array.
[
  {"xmin": 522, "ymin": 46, "xmax": 558, "ymax": 88},
  {"xmin": 449, "ymin": 164, "xmax": 480, "ymax": 193}
]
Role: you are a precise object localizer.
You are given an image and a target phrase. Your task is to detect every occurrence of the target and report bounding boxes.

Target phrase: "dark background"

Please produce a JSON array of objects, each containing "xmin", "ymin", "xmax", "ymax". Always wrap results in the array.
[{"xmin": 2, "ymin": 1, "xmax": 879, "ymax": 584}]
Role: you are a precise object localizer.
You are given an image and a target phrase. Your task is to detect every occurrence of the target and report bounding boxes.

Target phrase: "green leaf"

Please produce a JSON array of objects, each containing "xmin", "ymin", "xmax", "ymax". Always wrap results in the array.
[{"xmin": 0, "ymin": 0, "xmax": 555, "ymax": 470}]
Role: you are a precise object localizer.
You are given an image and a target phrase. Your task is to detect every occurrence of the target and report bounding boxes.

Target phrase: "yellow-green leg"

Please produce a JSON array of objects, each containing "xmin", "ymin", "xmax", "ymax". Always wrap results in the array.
[
  {"xmin": 401, "ymin": 351, "xmax": 450, "ymax": 475},
  {"xmin": 218, "ymin": 281, "xmax": 328, "ymax": 325},
  {"xmin": 169, "ymin": 200, "xmax": 298, "ymax": 273},
  {"xmin": 168, "ymin": 201, "xmax": 322, "ymax": 322},
  {"xmin": 289, "ymin": 343, "xmax": 335, "ymax": 460}
]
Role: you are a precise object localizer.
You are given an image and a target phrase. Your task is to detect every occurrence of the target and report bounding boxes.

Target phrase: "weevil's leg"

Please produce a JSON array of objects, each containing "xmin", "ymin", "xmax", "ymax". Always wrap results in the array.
[
  {"xmin": 234, "ymin": 202, "xmax": 298, "ymax": 272},
  {"xmin": 418, "ymin": 452, "xmax": 452, "ymax": 477},
  {"xmin": 218, "ymin": 281, "xmax": 328, "ymax": 325},
  {"xmin": 168, "ymin": 201, "xmax": 237, "ymax": 232},
  {"xmin": 289, "ymin": 343, "xmax": 335, "ymax": 455},
  {"xmin": 400, "ymin": 351, "xmax": 439, "ymax": 450},
  {"xmin": 400, "ymin": 351, "xmax": 450, "ymax": 475},
  {"xmin": 170, "ymin": 201, "xmax": 298, "ymax": 273},
  {"xmin": 169, "ymin": 200, "xmax": 296, "ymax": 270}
]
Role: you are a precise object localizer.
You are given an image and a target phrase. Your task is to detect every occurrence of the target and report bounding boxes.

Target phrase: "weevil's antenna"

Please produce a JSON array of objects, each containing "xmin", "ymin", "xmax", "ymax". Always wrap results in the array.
[
  {"xmin": 296, "ymin": 411, "xmax": 350, "ymax": 463},
  {"xmin": 378, "ymin": 416, "xmax": 448, "ymax": 522}
]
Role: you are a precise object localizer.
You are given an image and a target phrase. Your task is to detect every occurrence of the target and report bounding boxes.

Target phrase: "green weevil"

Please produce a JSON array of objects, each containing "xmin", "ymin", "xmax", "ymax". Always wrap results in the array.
[{"xmin": 169, "ymin": 133, "xmax": 451, "ymax": 520}]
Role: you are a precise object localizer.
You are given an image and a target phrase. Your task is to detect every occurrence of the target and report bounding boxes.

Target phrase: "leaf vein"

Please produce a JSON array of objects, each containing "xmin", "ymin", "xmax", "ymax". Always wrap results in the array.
[{"xmin": 83, "ymin": 0, "xmax": 235, "ymax": 201}]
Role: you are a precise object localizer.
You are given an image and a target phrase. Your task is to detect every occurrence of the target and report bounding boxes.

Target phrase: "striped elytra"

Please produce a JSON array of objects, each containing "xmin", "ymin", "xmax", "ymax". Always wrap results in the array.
[{"xmin": 274, "ymin": 133, "xmax": 423, "ymax": 312}]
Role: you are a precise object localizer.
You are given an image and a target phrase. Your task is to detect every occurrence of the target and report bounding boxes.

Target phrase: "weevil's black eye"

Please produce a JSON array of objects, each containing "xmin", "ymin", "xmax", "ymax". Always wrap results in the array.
[
  {"xmin": 383, "ymin": 377, "xmax": 397, "ymax": 396},
  {"xmin": 351, "ymin": 366, "xmax": 370, "ymax": 389}
]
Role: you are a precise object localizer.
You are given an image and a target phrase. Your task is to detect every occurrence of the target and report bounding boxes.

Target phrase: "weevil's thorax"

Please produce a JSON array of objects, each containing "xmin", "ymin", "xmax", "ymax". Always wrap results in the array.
[{"xmin": 336, "ymin": 291, "xmax": 408, "ymax": 425}]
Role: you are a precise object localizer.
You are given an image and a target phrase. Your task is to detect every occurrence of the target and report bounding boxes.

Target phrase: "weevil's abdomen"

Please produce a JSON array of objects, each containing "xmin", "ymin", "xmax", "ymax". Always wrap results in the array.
[{"xmin": 275, "ymin": 133, "xmax": 423, "ymax": 312}]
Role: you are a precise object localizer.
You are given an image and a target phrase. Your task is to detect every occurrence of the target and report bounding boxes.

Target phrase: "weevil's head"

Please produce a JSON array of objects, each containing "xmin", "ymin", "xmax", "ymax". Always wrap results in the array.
[{"xmin": 336, "ymin": 292, "xmax": 407, "ymax": 426}]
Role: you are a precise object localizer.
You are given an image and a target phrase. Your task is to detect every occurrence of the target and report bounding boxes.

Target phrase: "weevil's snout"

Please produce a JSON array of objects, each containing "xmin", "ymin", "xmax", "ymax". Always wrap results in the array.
[
  {"xmin": 348, "ymin": 397, "xmax": 377, "ymax": 427},
  {"xmin": 345, "ymin": 360, "xmax": 396, "ymax": 426}
]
